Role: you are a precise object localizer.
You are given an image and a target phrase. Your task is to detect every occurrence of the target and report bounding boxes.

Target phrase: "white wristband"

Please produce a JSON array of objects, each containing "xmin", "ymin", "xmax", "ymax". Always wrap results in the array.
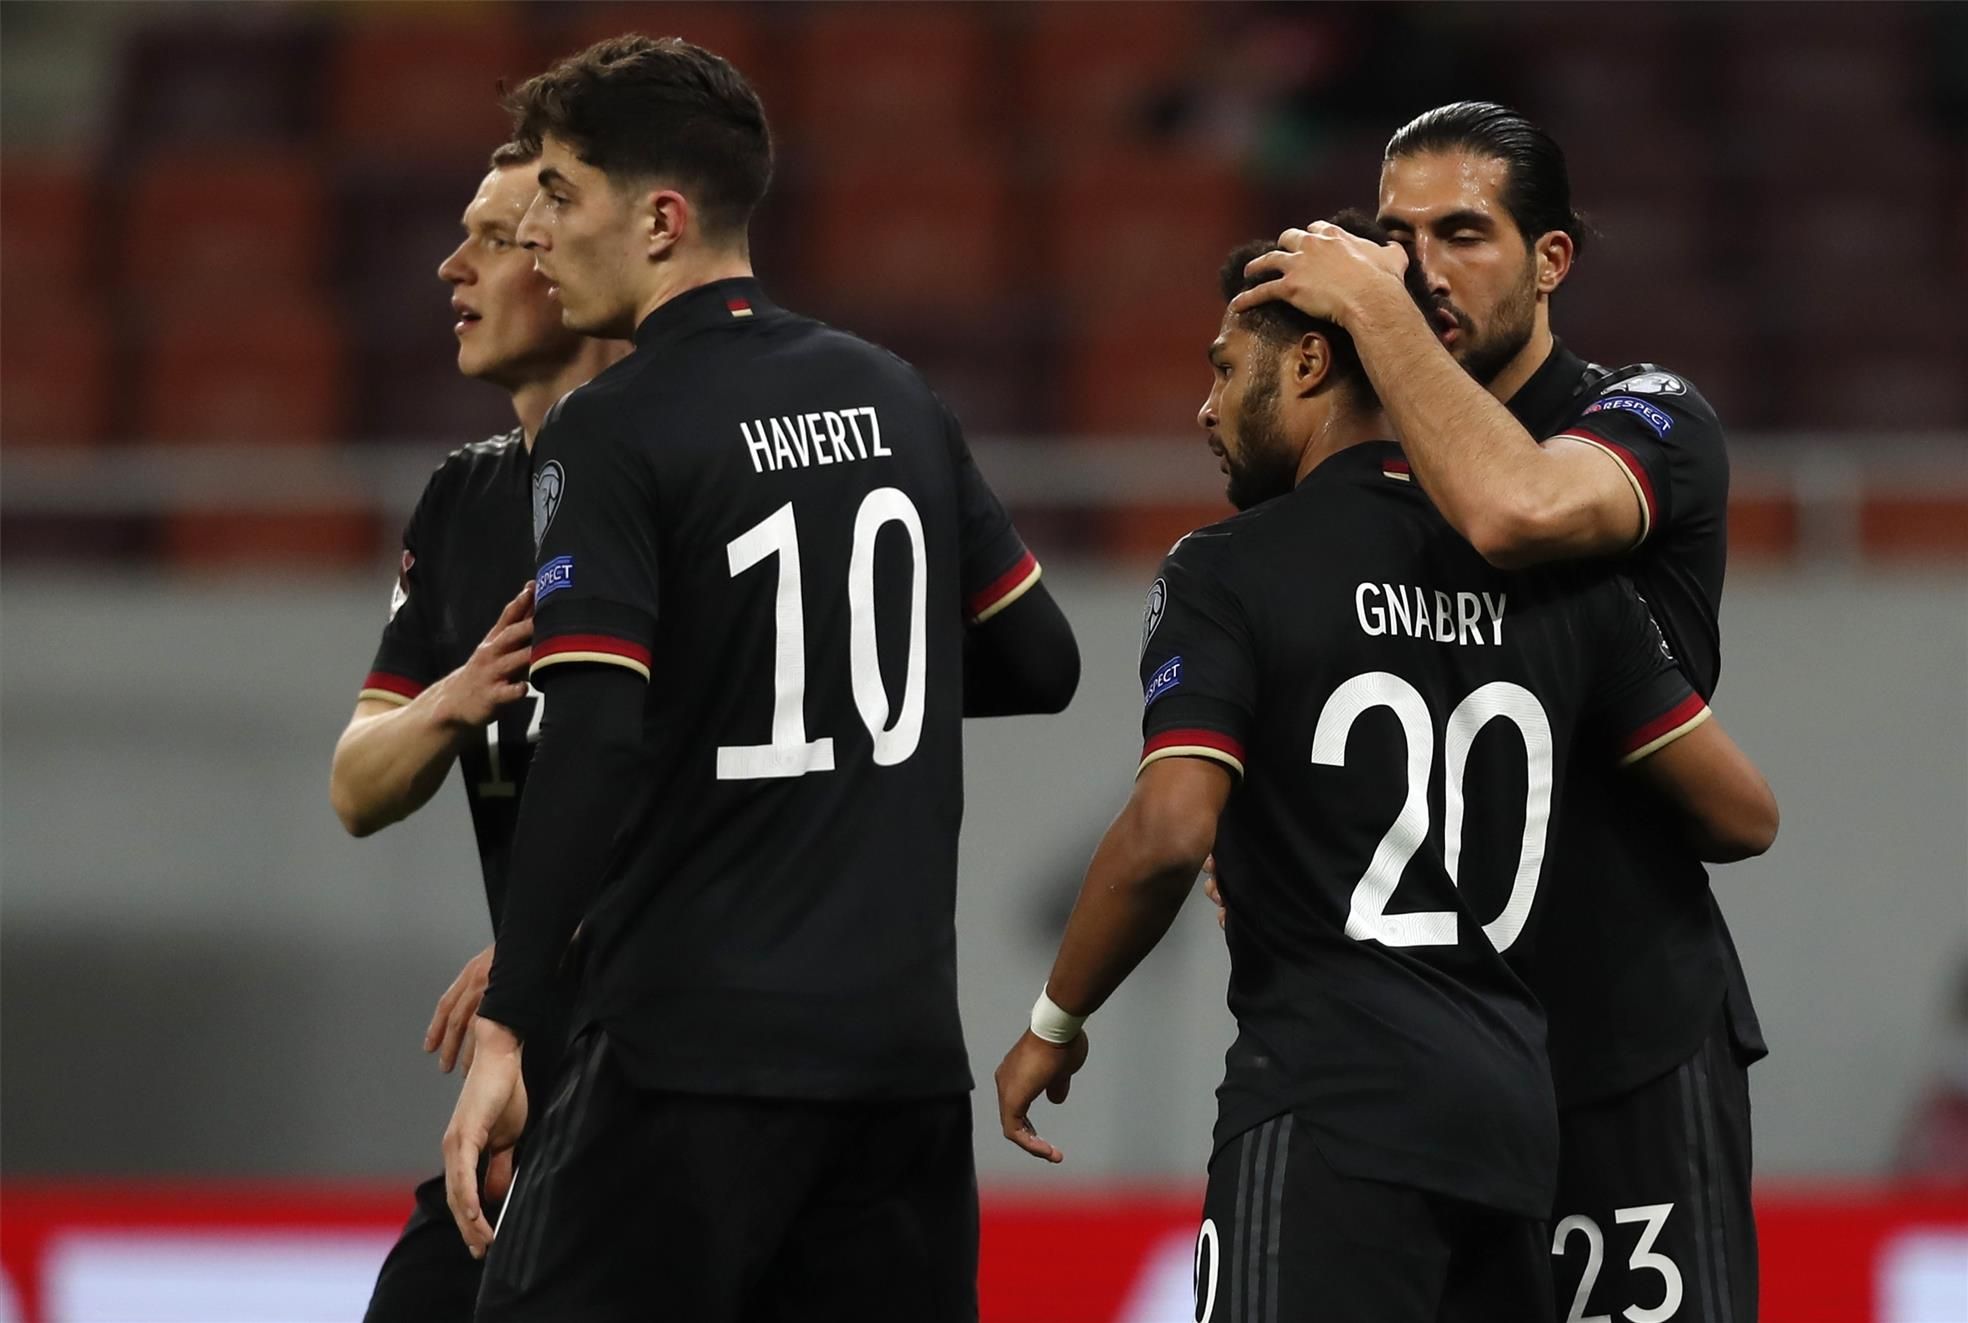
[{"xmin": 1029, "ymin": 988, "xmax": 1086, "ymax": 1044}]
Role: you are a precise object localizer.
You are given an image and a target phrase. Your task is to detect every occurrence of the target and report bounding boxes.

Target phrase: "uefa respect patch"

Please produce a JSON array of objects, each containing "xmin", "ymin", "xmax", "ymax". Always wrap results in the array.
[
  {"xmin": 1144, "ymin": 655, "xmax": 1184, "ymax": 708},
  {"xmin": 1584, "ymin": 394, "xmax": 1674, "ymax": 438},
  {"xmin": 535, "ymin": 555, "xmax": 574, "ymax": 601}
]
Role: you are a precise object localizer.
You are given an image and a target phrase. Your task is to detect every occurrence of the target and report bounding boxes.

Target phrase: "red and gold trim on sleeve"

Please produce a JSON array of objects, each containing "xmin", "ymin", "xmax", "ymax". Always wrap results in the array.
[
  {"xmin": 1138, "ymin": 727, "xmax": 1246, "ymax": 778},
  {"xmin": 358, "ymin": 671, "xmax": 424, "ymax": 707},
  {"xmin": 530, "ymin": 633, "xmax": 653, "ymax": 681},
  {"xmin": 1617, "ymin": 694, "xmax": 1712, "ymax": 766},
  {"xmin": 1560, "ymin": 427, "xmax": 1658, "ymax": 546},
  {"xmin": 967, "ymin": 550, "xmax": 1042, "ymax": 625}
]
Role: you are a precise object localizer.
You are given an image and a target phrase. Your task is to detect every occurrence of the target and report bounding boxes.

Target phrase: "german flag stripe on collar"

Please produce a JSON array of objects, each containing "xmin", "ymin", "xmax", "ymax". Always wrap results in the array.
[
  {"xmin": 966, "ymin": 551, "xmax": 1042, "ymax": 624},
  {"xmin": 531, "ymin": 633, "xmax": 653, "ymax": 681},
  {"xmin": 1139, "ymin": 727, "xmax": 1245, "ymax": 778}
]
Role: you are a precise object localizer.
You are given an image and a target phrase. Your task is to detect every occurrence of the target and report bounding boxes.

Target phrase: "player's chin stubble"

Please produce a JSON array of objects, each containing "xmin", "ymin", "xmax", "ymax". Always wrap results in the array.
[
  {"xmin": 1456, "ymin": 266, "xmax": 1538, "ymax": 387},
  {"xmin": 1224, "ymin": 379, "xmax": 1299, "ymax": 512}
]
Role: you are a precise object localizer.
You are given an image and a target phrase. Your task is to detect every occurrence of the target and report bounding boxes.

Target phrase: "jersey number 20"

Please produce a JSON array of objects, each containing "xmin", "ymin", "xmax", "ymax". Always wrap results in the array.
[
  {"xmin": 1312, "ymin": 671, "xmax": 1553, "ymax": 953},
  {"xmin": 717, "ymin": 489, "xmax": 926, "ymax": 780}
]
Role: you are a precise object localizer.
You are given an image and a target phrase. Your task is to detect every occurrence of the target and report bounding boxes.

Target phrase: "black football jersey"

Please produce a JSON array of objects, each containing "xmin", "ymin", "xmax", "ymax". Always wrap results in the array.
[
  {"xmin": 520, "ymin": 278, "xmax": 1038, "ymax": 1100},
  {"xmin": 1505, "ymin": 343, "xmax": 1766, "ymax": 1106},
  {"xmin": 363, "ymin": 430, "xmax": 541, "ymax": 927},
  {"xmin": 1139, "ymin": 441, "xmax": 1704, "ymax": 1217}
]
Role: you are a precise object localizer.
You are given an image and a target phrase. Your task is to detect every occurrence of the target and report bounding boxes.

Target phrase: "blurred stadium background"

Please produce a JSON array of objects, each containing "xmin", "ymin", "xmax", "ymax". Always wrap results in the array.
[{"xmin": 1, "ymin": 2, "xmax": 1964, "ymax": 1320}]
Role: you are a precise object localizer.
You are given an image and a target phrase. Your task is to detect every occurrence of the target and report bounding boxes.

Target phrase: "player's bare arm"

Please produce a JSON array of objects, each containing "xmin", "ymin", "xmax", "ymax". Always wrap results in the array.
[
  {"xmin": 329, "ymin": 582, "xmax": 534, "ymax": 835},
  {"xmin": 1233, "ymin": 222, "xmax": 1644, "ymax": 569},
  {"xmin": 995, "ymin": 756, "xmax": 1231, "ymax": 1163},
  {"xmin": 1626, "ymin": 715, "xmax": 1779, "ymax": 863}
]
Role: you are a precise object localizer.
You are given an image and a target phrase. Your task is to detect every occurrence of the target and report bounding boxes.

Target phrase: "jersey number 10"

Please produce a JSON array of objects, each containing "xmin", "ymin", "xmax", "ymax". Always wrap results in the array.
[
  {"xmin": 717, "ymin": 489, "xmax": 927, "ymax": 780},
  {"xmin": 1314, "ymin": 671, "xmax": 1554, "ymax": 954}
]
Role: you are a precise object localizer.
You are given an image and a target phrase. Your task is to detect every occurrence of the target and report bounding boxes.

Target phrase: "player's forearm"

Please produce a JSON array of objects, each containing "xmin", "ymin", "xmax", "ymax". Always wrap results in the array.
[
  {"xmin": 329, "ymin": 693, "xmax": 471, "ymax": 836},
  {"xmin": 1043, "ymin": 784, "xmax": 1218, "ymax": 1018},
  {"xmin": 1346, "ymin": 282, "xmax": 1558, "ymax": 562},
  {"xmin": 478, "ymin": 665, "xmax": 644, "ymax": 1038}
]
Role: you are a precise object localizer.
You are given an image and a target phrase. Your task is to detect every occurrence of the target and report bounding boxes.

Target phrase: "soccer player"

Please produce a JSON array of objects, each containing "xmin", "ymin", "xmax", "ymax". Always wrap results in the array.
[
  {"xmin": 993, "ymin": 228, "xmax": 1776, "ymax": 1321},
  {"xmin": 438, "ymin": 36, "xmax": 1079, "ymax": 1321},
  {"xmin": 1232, "ymin": 103, "xmax": 1767, "ymax": 1321},
  {"xmin": 329, "ymin": 140, "xmax": 627, "ymax": 1323}
]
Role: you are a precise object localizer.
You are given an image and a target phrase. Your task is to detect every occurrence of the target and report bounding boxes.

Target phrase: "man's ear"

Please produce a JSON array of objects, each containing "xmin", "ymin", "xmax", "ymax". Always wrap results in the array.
[
  {"xmin": 1292, "ymin": 332, "xmax": 1333, "ymax": 397},
  {"xmin": 646, "ymin": 188, "xmax": 690, "ymax": 259},
  {"xmin": 1533, "ymin": 229, "xmax": 1573, "ymax": 295}
]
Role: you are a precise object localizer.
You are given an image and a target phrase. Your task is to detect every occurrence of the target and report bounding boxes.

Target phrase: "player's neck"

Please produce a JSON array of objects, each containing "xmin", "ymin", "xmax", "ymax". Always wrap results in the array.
[
  {"xmin": 631, "ymin": 247, "xmax": 756, "ymax": 332},
  {"xmin": 511, "ymin": 339, "xmax": 630, "ymax": 450},
  {"xmin": 1486, "ymin": 306, "xmax": 1556, "ymax": 406},
  {"xmin": 1294, "ymin": 405, "xmax": 1389, "ymax": 484}
]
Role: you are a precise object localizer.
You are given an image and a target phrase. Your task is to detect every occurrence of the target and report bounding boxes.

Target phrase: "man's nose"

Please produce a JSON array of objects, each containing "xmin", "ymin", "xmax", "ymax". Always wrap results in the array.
[
  {"xmin": 437, "ymin": 242, "xmax": 471, "ymax": 286},
  {"xmin": 516, "ymin": 198, "xmax": 548, "ymax": 252},
  {"xmin": 1413, "ymin": 237, "xmax": 1451, "ymax": 296}
]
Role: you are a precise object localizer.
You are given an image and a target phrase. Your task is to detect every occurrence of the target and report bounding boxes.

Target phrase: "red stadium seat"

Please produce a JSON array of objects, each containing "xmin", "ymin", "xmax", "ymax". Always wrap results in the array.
[
  {"xmin": 1060, "ymin": 285, "xmax": 1223, "ymax": 437},
  {"xmin": 1043, "ymin": 149, "xmax": 1252, "ymax": 303},
  {"xmin": 161, "ymin": 508, "xmax": 381, "ymax": 571},
  {"xmin": 0, "ymin": 305, "xmax": 113, "ymax": 446},
  {"xmin": 548, "ymin": 4, "xmax": 767, "ymax": 88},
  {"xmin": 1, "ymin": 157, "xmax": 96, "ymax": 297},
  {"xmin": 786, "ymin": 4, "xmax": 992, "ymax": 154},
  {"xmin": 138, "ymin": 300, "xmax": 344, "ymax": 444},
  {"xmin": 325, "ymin": 13, "xmax": 533, "ymax": 157},
  {"xmin": 123, "ymin": 153, "xmax": 325, "ymax": 307},
  {"xmin": 803, "ymin": 151, "xmax": 1013, "ymax": 321},
  {"xmin": 1017, "ymin": 3, "xmax": 1203, "ymax": 147}
]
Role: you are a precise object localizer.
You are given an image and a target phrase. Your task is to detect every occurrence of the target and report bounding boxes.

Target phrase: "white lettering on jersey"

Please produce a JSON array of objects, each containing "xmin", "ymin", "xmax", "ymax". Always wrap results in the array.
[
  {"xmin": 743, "ymin": 407, "xmax": 891, "ymax": 473},
  {"xmin": 1354, "ymin": 583, "xmax": 1507, "ymax": 644}
]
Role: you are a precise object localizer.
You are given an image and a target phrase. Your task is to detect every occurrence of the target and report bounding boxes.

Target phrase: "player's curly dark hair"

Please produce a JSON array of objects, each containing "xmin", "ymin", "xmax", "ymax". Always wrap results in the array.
[
  {"xmin": 505, "ymin": 34, "xmax": 771, "ymax": 244},
  {"xmin": 1219, "ymin": 210, "xmax": 1408, "ymax": 408},
  {"xmin": 1385, "ymin": 101, "xmax": 1590, "ymax": 256}
]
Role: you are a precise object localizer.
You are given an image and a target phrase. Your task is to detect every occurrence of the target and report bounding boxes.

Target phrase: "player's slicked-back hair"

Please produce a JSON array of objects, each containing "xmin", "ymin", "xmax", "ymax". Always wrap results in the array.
[
  {"xmin": 1385, "ymin": 101, "xmax": 1588, "ymax": 256},
  {"xmin": 1219, "ymin": 210, "xmax": 1403, "ymax": 408},
  {"xmin": 506, "ymin": 34, "xmax": 772, "ymax": 243},
  {"xmin": 488, "ymin": 139, "xmax": 538, "ymax": 170}
]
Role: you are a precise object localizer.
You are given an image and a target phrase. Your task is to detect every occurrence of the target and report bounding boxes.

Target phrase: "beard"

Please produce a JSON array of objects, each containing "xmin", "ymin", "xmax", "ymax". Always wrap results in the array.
[
  {"xmin": 1224, "ymin": 368, "xmax": 1301, "ymax": 511},
  {"xmin": 1443, "ymin": 259, "xmax": 1537, "ymax": 387}
]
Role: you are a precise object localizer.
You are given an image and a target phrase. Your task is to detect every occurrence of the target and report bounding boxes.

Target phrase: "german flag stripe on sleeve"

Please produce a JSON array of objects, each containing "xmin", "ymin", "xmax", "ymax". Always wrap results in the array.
[
  {"xmin": 1562, "ymin": 427, "xmax": 1658, "ymax": 544},
  {"xmin": 530, "ymin": 633, "xmax": 653, "ymax": 680},
  {"xmin": 359, "ymin": 671, "xmax": 424, "ymax": 706},
  {"xmin": 1138, "ymin": 727, "xmax": 1246, "ymax": 778},
  {"xmin": 967, "ymin": 550, "xmax": 1042, "ymax": 624},
  {"xmin": 1617, "ymin": 694, "xmax": 1711, "ymax": 766}
]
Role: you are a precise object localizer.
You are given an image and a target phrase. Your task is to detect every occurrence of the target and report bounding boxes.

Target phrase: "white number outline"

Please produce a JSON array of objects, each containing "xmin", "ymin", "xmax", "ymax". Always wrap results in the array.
[
  {"xmin": 1616, "ymin": 1203, "xmax": 1683, "ymax": 1323},
  {"xmin": 848, "ymin": 487, "xmax": 928, "ymax": 766},
  {"xmin": 1553, "ymin": 1214, "xmax": 1612, "ymax": 1323},
  {"xmin": 1551, "ymin": 1205, "xmax": 1684, "ymax": 1323},
  {"xmin": 1311, "ymin": 672, "xmax": 1554, "ymax": 952},
  {"xmin": 476, "ymin": 682, "xmax": 545, "ymax": 798},
  {"xmin": 716, "ymin": 489, "xmax": 928, "ymax": 780},
  {"xmin": 1194, "ymin": 1217, "xmax": 1220, "ymax": 1323}
]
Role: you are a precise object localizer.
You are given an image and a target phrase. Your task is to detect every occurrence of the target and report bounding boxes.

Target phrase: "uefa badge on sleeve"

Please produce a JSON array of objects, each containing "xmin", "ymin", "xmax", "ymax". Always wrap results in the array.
[
  {"xmin": 1140, "ymin": 577, "xmax": 1167, "ymax": 657},
  {"xmin": 532, "ymin": 460, "xmax": 564, "ymax": 553}
]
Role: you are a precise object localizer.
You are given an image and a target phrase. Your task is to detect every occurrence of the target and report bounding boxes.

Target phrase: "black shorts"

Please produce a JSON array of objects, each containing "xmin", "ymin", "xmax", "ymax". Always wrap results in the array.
[
  {"xmin": 476, "ymin": 1028, "xmax": 978, "ymax": 1323},
  {"xmin": 1552, "ymin": 1006, "xmax": 1757, "ymax": 1323},
  {"xmin": 363, "ymin": 1174, "xmax": 484, "ymax": 1323},
  {"xmin": 1196, "ymin": 1114, "xmax": 1554, "ymax": 1322}
]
